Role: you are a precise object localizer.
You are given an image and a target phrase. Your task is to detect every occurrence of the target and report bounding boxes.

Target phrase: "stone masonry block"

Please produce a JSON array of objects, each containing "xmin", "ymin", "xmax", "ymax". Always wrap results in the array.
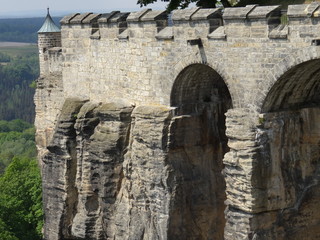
[
  {"xmin": 70, "ymin": 13, "xmax": 93, "ymax": 24},
  {"xmin": 82, "ymin": 14, "xmax": 101, "ymax": 24},
  {"xmin": 155, "ymin": 26, "xmax": 173, "ymax": 40},
  {"xmin": 109, "ymin": 12, "xmax": 130, "ymax": 23},
  {"xmin": 288, "ymin": 3, "xmax": 320, "ymax": 18},
  {"xmin": 172, "ymin": 7, "xmax": 200, "ymax": 21},
  {"xmin": 97, "ymin": 11, "xmax": 120, "ymax": 23},
  {"xmin": 140, "ymin": 10, "xmax": 167, "ymax": 21},
  {"xmin": 223, "ymin": 5, "xmax": 257, "ymax": 20},
  {"xmin": 60, "ymin": 13, "xmax": 79, "ymax": 24},
  {"xmin": 269, "ymin": 25, "xmax": 288, "ymax": 39},
  {"xmin": 127, "ymin": 9, "xmax": 151, "ymax": 22},
  {"xmin": 191, "ymin": 8, "xmax": 222, "ymax": 20},
  {"xmin": 208, "ymin": 26, "xmax": 226, "ymax": 39},
  {"xmin": 247, "ymin": 5, "xmax": 281, "ymax": 19}
]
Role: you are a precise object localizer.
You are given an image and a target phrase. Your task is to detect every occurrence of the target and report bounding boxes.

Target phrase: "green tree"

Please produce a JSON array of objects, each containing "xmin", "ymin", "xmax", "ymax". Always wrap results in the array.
[
  {"xmin": 0, "ymin": 119, "xmax": 36, "ymax": 174},
  {"xmin": 138, "ymin": 0, "xmax": 232, "ymax": 10},
  {"xmin": 137, "ymin": 0, "xmax": 310, "ymax": 11},
  {"xmin": 0, "ymin": 219, "xmax": 18, "ymax": 240},
  {"xmin": 0, "ymin": 157, "xmax": 43, "ymax": 240}
]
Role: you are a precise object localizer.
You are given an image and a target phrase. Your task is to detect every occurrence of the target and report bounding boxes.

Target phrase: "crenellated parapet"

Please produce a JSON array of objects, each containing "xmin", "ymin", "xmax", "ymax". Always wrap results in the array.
[
  {"xmin": 54, "ymin": 3, "xmax": 320, "ymax": 44},
  {"xmin": 59, "ymin": 7, "xmax": 221, "ymax": 40}
]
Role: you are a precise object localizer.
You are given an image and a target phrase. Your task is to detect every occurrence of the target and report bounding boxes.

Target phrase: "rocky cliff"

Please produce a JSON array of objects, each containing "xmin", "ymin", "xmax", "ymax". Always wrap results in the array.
[{"xmin": 40, "ymin": 98, "xmax": 230, "ymax": 240}]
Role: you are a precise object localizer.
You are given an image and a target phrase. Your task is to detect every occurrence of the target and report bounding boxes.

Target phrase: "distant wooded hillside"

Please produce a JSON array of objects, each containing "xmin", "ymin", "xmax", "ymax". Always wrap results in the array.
[
  {"xmin": 0, "ymin": 17, "xmax": 61, "ymax": 43},
  {"xmin": 0, "ymin": 45, "xmax": 39, "ymax": 122}
]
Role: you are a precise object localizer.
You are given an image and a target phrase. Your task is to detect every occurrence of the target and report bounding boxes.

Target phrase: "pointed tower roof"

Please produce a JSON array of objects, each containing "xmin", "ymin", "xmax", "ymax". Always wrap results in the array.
[{"xmin": 38, "ymin": 8, "xmax": 60, "ymax": 33}]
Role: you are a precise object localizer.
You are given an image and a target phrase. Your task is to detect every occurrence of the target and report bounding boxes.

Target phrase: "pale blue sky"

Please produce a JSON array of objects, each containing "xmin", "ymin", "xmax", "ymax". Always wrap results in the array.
[{"xmin": 0, "ymin": 0, "xmax": 169, "ymax": 17}]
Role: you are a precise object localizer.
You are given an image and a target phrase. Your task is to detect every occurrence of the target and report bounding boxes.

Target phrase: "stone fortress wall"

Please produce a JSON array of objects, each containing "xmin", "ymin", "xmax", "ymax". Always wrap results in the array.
[{"xmin": 35, "ymin": 3, "xmax": 320, "ymax": 240}]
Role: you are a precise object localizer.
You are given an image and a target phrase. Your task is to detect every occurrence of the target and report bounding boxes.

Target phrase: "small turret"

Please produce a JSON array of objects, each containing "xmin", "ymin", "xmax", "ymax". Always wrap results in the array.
[{"xmin": 38, "ymin": 8, "xmax": 61, "ymax": 76}]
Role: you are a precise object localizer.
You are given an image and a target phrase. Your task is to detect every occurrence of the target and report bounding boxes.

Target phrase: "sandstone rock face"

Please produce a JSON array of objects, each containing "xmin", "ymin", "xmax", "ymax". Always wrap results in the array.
[
  {"xmin": 42, "ymin": 99, "xmax": 88, "ymax": 240},
  {"xmin": 111, "ymin": 105, "xmax": 172, "ymax": 240},
  {"xmin": 167, "ymin": 112, "xmax": 227, "ymax": 240},
  {"xmin": 41, "ymin": 97, "xmax": 232, "ymax": 240},
  {"xmin": 222, "ymin": 107, "xmax": 320, "ymax": 240},
  {"xmin": 250, "ymin": 108, "xmax": 320, "ymax": 239}
]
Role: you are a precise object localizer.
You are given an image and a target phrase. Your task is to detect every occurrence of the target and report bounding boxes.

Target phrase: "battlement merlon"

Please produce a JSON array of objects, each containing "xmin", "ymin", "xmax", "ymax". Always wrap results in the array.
[{"xmin": 287, "ymin": 2, "xmax": 320, "ymax": 19}]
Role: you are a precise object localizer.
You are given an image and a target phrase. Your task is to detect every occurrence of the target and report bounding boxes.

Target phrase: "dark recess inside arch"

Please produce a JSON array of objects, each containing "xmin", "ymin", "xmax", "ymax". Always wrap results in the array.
[
  {"xmin": 168, "ymin": 63, "xmax": 232, "ymax": 240},
  {"xmin": 171, "ymin": 64, "xmax": 232, "ymax": 114}
]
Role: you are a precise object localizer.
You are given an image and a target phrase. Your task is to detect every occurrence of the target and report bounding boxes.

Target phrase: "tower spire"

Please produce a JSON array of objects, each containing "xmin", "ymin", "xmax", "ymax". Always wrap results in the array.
[{"xmin": 38, "ymin": 8, "xmax": 60, "ymax": 33}]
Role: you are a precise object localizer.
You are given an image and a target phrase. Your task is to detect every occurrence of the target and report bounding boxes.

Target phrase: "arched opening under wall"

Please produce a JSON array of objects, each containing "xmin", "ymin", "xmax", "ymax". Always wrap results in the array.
[
  {"xmin": 167, "ymin": 64, "xmax": 232, "ymax": 240},
  {"xmin": 258, "ymin": 59, "xmax": 320, "ymax": 239},
  {"xmin": 262, "ymin": 59, "xmax": 320, "ymax": 113}
]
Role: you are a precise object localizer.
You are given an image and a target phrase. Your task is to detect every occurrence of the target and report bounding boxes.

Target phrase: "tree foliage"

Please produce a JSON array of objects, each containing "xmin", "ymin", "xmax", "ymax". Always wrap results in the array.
[
  {"xmin": 138, "ymin": 0, "xmax": 310, "ymax": 11},
  {"xmin": 0, "ymin": 119, "xmax": 41, "ymax": 239},
  {"xmin": 138, "ymin": 0, "xmax": 232, "ymax": 10},
  {"xmin": 0, "ymin": 219, "xmax": 18, "ymax": 240},
  {"xmin": 0, "ymin": 157, "xmax": 43, "ymax": 240},
  {"xmin": 0, "ymin": 119, "xmax": 36, "ymax": 174}
]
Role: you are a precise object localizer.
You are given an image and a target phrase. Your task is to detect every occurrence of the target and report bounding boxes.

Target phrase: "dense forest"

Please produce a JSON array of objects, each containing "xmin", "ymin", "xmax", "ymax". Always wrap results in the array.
[
  {"xmin": 0, "ymin": 17, "xmax": 48, "ymax": 239},
  {"xmin": 0, "ymin": 51, "xmax": 42, "ymax": 239},
  {"xmin": 0, "ymin": 119, "xmax": 42, "ymax": 240},
  {"xmin": 0, "ymin": 17, "xmax": 61, "ymax": 43},
  {"xmin": 0, "ymin": 46, "xmax": 38, "ymax": 123}
]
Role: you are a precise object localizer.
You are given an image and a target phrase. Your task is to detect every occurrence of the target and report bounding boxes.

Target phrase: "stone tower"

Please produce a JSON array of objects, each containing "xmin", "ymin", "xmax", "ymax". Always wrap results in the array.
[
  {"xmin": 35, "ymin": 9, "xmax": 64, "ymax": 169},
  {"xmin": 37, "ymin": 8, "xmax": 61, "ymax": 76}
]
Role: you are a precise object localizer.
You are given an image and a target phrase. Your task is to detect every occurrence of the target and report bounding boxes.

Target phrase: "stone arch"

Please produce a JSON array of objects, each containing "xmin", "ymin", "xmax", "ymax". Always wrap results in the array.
[
  {"xmin": 257, "ymin": 47, "xmax": 320, "ymax": 112},
  {"xmin": 167, "ymin": 53, "xmax": 236, "ymax": 108},
  {"xmin": 167, "ymin": 63, "xmax": 232, "ymax": 240},
  {"xmin": 255, "ymin": 57, "xmax": 320, "ymax": 238},
  {"xmin": 171, "ymin": 63, "xmax": 232, "ymax": 113}
]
